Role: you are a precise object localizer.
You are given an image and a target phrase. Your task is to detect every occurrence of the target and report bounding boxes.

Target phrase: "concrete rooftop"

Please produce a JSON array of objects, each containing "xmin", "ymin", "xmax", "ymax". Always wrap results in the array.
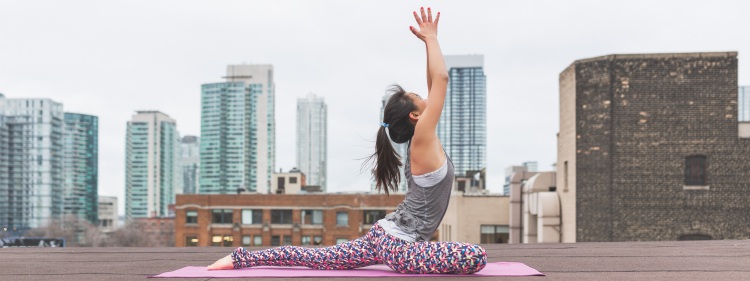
[{"xmin": 1, "ymin": 239, "xmax": 748, "ymax": 280}]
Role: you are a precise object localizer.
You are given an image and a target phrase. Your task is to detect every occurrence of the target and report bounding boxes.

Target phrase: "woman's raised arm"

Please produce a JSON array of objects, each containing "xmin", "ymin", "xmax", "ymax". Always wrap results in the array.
[{"xmin": 408, "ymin": 7, "xmax": 448, "ymax": 174}]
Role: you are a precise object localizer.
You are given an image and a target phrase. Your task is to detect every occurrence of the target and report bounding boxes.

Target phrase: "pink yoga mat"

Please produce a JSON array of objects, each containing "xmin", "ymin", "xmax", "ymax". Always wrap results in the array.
[{"xmin": 152, "ymin": 262, "xmax": 544, "ymax": 278}]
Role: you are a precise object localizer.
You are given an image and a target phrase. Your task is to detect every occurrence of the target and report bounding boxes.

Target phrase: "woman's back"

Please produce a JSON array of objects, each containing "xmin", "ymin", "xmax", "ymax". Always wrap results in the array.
[{"xmin": 384, "ymin": 144, "xmax": 455, "ymax": 242}]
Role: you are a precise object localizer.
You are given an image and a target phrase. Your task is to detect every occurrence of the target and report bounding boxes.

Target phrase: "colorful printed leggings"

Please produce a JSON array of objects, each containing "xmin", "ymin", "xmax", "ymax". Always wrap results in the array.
[{"xmin": 231, "ymin": 224, "xmax": 487, "ymax": 274}]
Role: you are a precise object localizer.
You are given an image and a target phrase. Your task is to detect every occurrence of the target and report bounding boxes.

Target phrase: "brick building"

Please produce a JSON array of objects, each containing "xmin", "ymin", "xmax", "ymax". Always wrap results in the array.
[
  {"xmin": 558, "ymin": 52, "xmax": 750, "ymax": 242},
  {"xmin": 174, "ymin": 193, "xmax": 404, "ymax": 247},
  {"xmin": 135, "ymin": 217, "xmax": 175, "ymax": 247}
]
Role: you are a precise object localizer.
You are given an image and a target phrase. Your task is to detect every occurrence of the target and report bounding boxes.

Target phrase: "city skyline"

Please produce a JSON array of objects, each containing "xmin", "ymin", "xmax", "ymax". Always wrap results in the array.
[{"xmin": 3, "ymin": 1, "xmax": 750, "ymax": 216}]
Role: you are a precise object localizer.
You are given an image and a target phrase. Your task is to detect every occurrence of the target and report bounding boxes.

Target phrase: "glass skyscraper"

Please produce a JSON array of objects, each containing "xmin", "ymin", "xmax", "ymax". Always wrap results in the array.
[
  {"xmin": 740, "ymin": 86, "xmax": 750, "ymax": 122},
  {"xmin": 125, "ymin": 111, "xmax": 180, "ymax": 219},
  {"xmin": 439, "ymin": 55, "xmax": 487, "ymax": 177},
  {"xmin": 62, "ymin": 113, "xmax": 98, "ymax": 225},
  {"xmin": 296, "ymin": 93, "xmax": 327, "ymax": 191},
  {"xmin": 200, "ymin": 65, "xmax": 275, "ymax": 194},
  {"xmin": 180, "ymin": 135, "xmax": 200, "ymax": 194},
  {"xmin": 0, "ymin": 95, "xmax": 64, "ymax": 232}
]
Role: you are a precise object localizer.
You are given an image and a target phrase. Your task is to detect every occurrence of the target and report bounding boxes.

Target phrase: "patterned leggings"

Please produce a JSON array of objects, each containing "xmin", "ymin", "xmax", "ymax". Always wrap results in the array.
[{"xmin": 231, "ymin": 224, "xmax": 487, "ymax": 274}]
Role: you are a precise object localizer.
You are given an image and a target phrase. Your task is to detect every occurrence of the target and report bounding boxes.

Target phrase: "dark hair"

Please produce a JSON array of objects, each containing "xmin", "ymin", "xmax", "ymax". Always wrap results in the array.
[{"xmin": 367, "ymin": 85, "xmax": 416, "ymax": 195}]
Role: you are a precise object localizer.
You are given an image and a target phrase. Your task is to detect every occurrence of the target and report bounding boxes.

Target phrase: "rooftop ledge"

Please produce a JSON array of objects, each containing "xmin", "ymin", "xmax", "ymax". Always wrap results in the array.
[
  {"xmin": 2, "ymin": 240, "xmax": 748, "ymax": 280},
  {"xmin": 574, "ymin": 51, "xmax": 738, "ymax": 64}
]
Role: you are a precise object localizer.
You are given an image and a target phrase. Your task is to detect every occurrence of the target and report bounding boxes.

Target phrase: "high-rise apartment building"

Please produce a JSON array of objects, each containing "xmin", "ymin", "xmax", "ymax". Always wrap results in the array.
[
  {"xmin": 180, "ymin": 135, "xmax": 200, "ymax": 194},
  {"xmin": 200, "ymin": 64, "xmax": 275, "ymax": 194},
  {"xmin": 740, "ymin": 86, "xmax": 750, "ymax": 122},
  {"xmin": 125, "ymin": 111, "xmax": 180, "ymax": 219},
  {"xmin": 0, "ymin": 95, "xmax": 64, "ymax": 232},
  {"xmin": 439, "ymin": 55, "xmax": 487, "ymax": 177},
  {"xmin": 296, "ymin": 93, "xmax": 327, "ymax": 191},
  {"xmin": 62, "ymin": 113, "xmax": 98, "ymax": 225}
]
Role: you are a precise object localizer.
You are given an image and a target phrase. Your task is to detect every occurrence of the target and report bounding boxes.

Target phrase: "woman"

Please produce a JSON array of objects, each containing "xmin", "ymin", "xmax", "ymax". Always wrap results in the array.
[{"xmin": 208, "ymin": 7, "xmax": 487, "ymax": 274}]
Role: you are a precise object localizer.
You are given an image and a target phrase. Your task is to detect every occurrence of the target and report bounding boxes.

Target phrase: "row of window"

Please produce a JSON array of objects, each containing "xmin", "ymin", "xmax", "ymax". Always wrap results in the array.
[
  {"xmin": 185, "ymin": 235, "xmax": 348, "ymax": 247},
  {"xmin": 186, "ymin": 225, "xmax": 508, "ymax": 247},
  {"xmin": 186, "ymin": 209, "xmax": 387, "ymax": 226}
]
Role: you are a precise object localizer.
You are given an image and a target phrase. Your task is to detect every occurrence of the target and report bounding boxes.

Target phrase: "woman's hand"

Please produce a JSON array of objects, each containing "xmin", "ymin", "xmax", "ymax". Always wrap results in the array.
[{"xmin": 410, "ymin": 7, "xmax": 440, "ymax": 42}]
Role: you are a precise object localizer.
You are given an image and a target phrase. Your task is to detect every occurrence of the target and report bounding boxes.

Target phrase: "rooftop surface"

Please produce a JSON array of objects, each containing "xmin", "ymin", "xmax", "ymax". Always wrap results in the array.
[{"xmin": 2, "ymin": 239, "xmax": 748, "ymax": 280}]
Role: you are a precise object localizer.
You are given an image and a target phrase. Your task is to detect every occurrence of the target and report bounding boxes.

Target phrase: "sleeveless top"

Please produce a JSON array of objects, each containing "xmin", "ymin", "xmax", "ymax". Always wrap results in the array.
[{"xmin": 383, "ymin": 143, "xmax": 455, "ymax": 242}]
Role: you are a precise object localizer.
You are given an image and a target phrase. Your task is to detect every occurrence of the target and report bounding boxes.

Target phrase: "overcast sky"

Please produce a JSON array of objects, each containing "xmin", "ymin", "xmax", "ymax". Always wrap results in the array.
[{"xmin": 2, "ymin": 1, "xmax": 749, "ymax": 215}]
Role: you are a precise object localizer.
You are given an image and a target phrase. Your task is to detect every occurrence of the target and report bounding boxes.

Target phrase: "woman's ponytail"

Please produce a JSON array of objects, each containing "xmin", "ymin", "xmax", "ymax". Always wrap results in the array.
[
  {"xmin": 373, "ymin": 125, "xmax": 402, "ymax": 195},
  {"xmin": 366, "ymin": 85, "xmax": 416, "ymax": 195}
]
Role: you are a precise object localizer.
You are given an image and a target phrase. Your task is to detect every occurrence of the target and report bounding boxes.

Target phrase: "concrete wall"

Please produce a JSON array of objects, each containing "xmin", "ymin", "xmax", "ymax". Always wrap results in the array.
[{"xmin": 558, "ymin": 64, "xmax": 578, "ymax": 243}]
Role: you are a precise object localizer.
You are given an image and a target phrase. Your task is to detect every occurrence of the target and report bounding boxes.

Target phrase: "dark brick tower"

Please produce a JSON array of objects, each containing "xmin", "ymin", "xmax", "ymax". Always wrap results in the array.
[{"xmin": 558, "ymin": 52, "xmax": 750, "ymax": 242}]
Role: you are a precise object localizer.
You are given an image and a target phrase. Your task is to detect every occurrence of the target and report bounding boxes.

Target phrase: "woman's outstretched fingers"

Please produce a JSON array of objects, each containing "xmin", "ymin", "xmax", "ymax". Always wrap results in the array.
[
  {"xmin": 434, "ymin": 12, "xmax": 440, "ymax": 27},
  {"xmin": 427, "ymin": 7, "xmax": 432, "ymax": 22},
  {"xmin": 420, "ymin": 7, "xmax": 427, "ymax": 22},
  {"xmin": 413, "ymin": 11, "xmax": 422, "ymax": 25}
]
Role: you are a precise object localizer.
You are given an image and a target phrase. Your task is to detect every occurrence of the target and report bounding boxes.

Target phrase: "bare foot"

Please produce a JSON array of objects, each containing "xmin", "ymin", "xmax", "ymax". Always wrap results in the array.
[{"xmin": 207, "ymin": 254, "xmax": 234, "ymax": 270}]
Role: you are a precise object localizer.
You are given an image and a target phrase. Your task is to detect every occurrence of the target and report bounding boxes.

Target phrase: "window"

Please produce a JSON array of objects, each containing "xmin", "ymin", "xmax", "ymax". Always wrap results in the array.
[
  {"xmin": 242, "ymin": 209, "xmax": 263, "ymax": 224},
  {"xmin": 335, "ymin": 238, "xmax": 348, "ymax": 244},
  {"xmin": 363, "ymin": 210, "xmax": 386, "ymax": 225},
  {"xmin": 480, "ymin": 225, "xmax": 509, "ymax": 244},
  {"xmin": 283, "ymin": 236, "xmax": 292, "ymax": 245},
  {"xmin": 276, "ymin": 177, "xmax": 285, "ymax": 194},
  {"xmin": 336, "ymin": 212, "xmax": 349, "ymax": 226},
  {"xmin": 254, "ymin": 236, "xmax": 262, "ymax": 246},
  {"xmin": 564, "ymin": 161, "xmax": 569, "ymax": 191},
  {"xmin": 685, "ymin": 155, "xmax": 707, "ymax": 186},
  {"xmin": 211, "ymin": 235, "xmax": 233, "ymax": 246},
  {"xmin": 212, "ymin": 209, "xmax": 233, "ymax": 224},
  {"xmin": 242, "ymin": 236, "xmax": 251, "ymax": 246},
  {"xmin": 289, "ymin": 176, "xmax": 297, "ymax": 184},
  {"xmin": 301, "ymin": 236, "xmax": 311, "ymax": 245},
  {"xmin": 313, "ymin": 236, "xmax": 322, "ymax": 245},
  {"xmin": 186, "ymin": 236, "xmax": 199, "ymax": 247},
  {"xmin": 301, "ymin": 210, "xmax": 323, "ymax": 225},
  {"xmin": 271, "ymin": 235, "xmax": 281, "ymax": 246},
  {"xmin": 186, "ymin": 211, "xmax": 198, "ymax": 224},
  {"xmin": 271, "ymin": 210, "xmax": 293, "ymax": 224}
]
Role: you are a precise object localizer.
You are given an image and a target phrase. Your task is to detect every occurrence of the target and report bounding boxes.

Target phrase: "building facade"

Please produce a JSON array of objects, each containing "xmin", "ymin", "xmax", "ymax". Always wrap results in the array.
[
  {"xmin": 62, "ymin": 113, "xmax": 98, "ymax": 225},
  {"xmin": 271, "ymin": 168, "xmax": 306, "ymax": 194},
  {"xmin": 558, "ymin": 52, "xmax": 750, "ymax": 242},
  {"xmin": 440, "ymin": 193, "xmax": 510, "ymax": 244},
  {"xmin": 125, "ymin": 111, "xmax": 181, "ymax": 219},
  {"xmin": 0, "ymin": 95, "xmax": 64, "ymax": 232},
  {"xmin": 439, "ymin": 55, "xmax": 487, "ymax": 177},
  {"xmin": 296, "ymin": 93, "xmax": 327, "ymax": 191},
  {"xmin": 200, "ymin": 64, "xmax": 275, "ymax": 194},
  {"xmin": 180, "ymin": 135, "xmax": 199, "ymax": 194},
  {"xmin": 98, "ymin": 196, "xmax": 118, "ymax": 233},
  {"xmin": 174, "ymin": 193, "xmax": 403, "ymax": 247}
]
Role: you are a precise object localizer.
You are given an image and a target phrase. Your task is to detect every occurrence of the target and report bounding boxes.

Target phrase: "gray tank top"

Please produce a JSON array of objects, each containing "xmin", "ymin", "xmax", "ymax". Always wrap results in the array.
[{"xmin": 384, "ymin": 143, "xmax": 454, "ymax": 242}]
